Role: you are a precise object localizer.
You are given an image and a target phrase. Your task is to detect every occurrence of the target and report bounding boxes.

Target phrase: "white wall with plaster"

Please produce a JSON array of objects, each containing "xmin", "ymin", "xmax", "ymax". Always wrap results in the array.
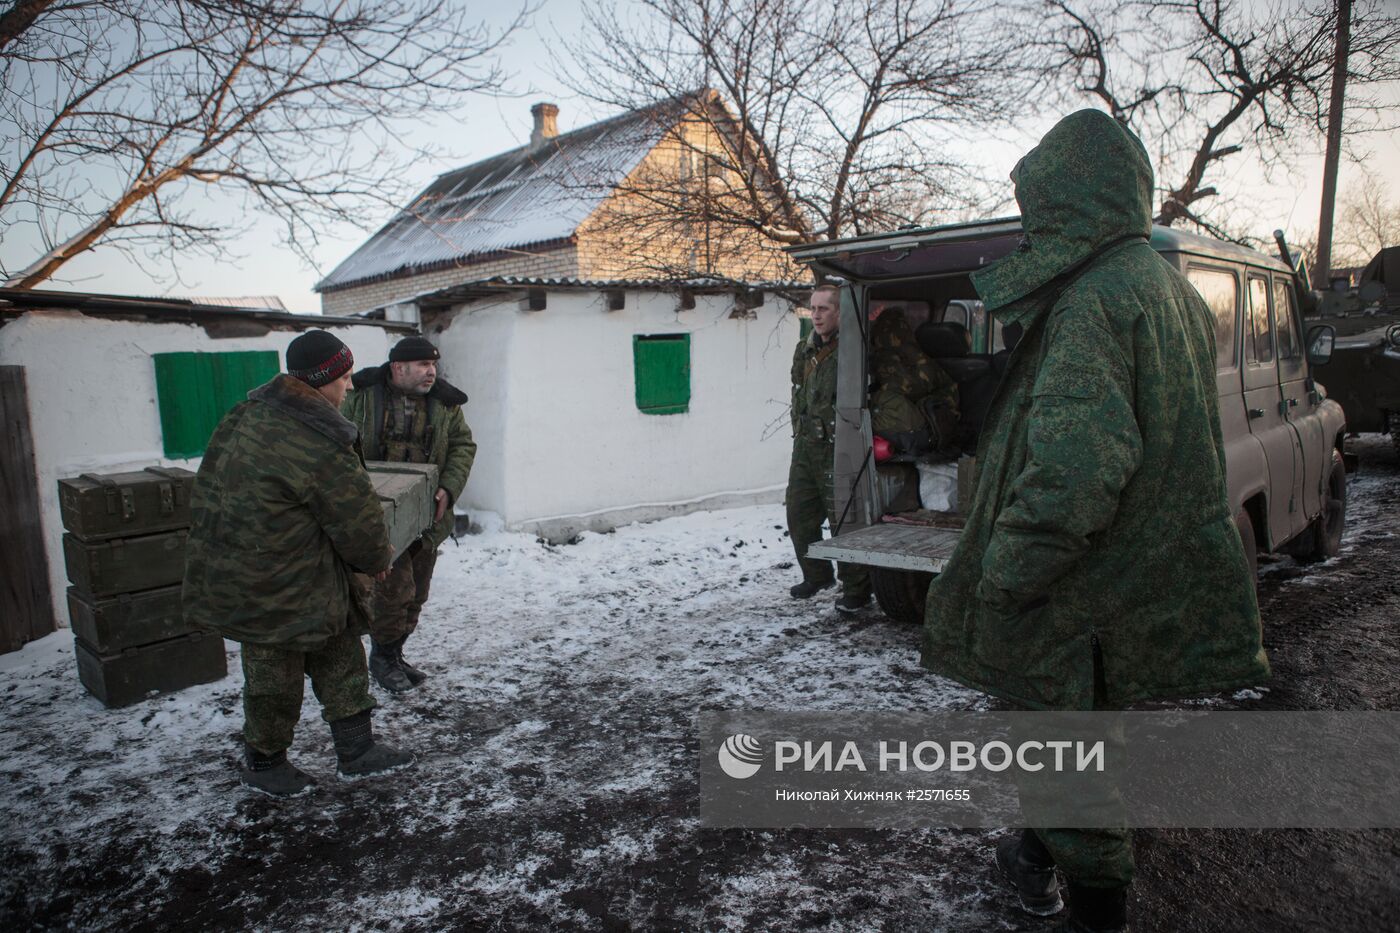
[
  {"xmin": 0, "ymin": 310, "xmax": 396, "ymax": 631},
  {"xmin": 429, "ymin": 288, "xmax": 800, "ymax": 539}
]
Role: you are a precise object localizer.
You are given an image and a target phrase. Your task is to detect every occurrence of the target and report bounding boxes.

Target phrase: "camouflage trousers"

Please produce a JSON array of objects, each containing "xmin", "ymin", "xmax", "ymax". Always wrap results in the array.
[
  {"xmin": 369, "ymin": 542, "xmax": 438, "ymax": 644},
  {"xmin": 786, "ymin": 438, "xmax": 870, "ymax": 597},
  {"xmin": 240, "ymin": 632, "xmax": 375, "ymax": 755},
  {"xmin": 1014, "ymin": 666, "xmax": 1133, "ymax": 888}
]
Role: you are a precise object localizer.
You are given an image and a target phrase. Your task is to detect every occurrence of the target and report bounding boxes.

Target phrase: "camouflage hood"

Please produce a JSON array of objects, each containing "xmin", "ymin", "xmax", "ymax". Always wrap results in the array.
[
  {"xmin": 248, "ymin": 374, "xmax": 358, "ymax": 447},
  {"xmin": 972, "ymin": 109, "xmax": 1154, "ymax": 319}
]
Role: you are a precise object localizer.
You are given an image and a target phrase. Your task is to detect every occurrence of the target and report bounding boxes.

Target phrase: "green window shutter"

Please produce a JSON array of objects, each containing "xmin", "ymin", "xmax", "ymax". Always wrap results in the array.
[
  {"xmin": 633, "ymin": 334, "xmax": 690, "ymax": 415},
  {"xmin": 153, "ymin": 350, "xmax": 280, "ymax": 458},
  {"xmin": 800, "ymin": 316, "xmax": 813, "ymax": 341}
]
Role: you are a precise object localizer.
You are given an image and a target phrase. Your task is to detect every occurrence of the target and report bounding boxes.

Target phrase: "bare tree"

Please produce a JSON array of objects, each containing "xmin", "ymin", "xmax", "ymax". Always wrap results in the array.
[
  {"xmin": 1332, "ymin": 179, "xmax": 1400, "ymax": 267},
  {"xmin": 1, "ymin": 1, "xmax": 526, "ymax": 289},
  {"xmin": 555, "ymin": 0, "xmax": 1021, "ymax": 279},
  {"xmin": 1035, "ymin": 0, "xmax": 1400, "ymax": 239}
]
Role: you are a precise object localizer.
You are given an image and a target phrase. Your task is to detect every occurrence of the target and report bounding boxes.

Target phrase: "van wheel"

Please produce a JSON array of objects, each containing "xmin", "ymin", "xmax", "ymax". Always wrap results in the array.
[
  {"xmin": 870, "ymin": 567, "xmax": 933, "ymax": 625},
  {"xmin": 1235, "ymin": 508, "xmax": 1258, "ymax": 587},
  {"xmin": 1299, "ymin": 449, "xmax": 1346, "ymax": 563}
]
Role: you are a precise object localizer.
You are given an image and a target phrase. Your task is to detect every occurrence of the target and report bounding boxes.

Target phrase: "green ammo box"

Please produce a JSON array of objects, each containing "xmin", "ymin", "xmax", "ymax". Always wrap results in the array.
[
  {"xmin": 74, "ymin": 632, "xmax": 227, "ymax": 708},
  {"xmin": 66, "ymin": 585, "xmax": 193, "ymax": 655},
  {"xmin": 58, "ymin": 467, "xmax": 196, "ymax": 541},
  {"xmin": 366, "ymin": 462, "xmax": 439, "ymax": 560},
  {"xmin": 62, "ymin": 530, "xmax": 188, "ymax": 598}
]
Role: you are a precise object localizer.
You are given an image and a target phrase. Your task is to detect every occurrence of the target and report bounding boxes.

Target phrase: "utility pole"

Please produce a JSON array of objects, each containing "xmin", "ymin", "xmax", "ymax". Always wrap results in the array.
[{"xmin": 1315, "ymin": 0, "xmax": 1352, "ymax": 286}]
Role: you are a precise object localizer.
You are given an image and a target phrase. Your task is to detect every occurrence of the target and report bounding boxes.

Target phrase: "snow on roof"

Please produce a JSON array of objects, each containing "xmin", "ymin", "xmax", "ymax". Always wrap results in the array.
[
  {"xmin": 316, "ymin": 98, "xmax": 696, "ymax": 295},
  {"xmin": 184, "ymin": 295, "xmax": 288, "ymax": 311}
]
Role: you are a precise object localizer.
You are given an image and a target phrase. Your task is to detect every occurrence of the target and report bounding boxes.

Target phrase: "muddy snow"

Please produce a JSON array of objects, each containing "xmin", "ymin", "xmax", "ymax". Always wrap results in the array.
[{"xmin": 3, "ymin": 438, "xmax": 1398, "ymax": 931}]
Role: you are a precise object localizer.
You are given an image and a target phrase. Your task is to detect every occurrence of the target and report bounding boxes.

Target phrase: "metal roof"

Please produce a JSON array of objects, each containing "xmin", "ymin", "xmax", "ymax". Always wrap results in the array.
[
  {"xmin": 0, "ymin": 288, "xmax": 415, "ymax": 331},
  {"xmin": 315, "ymin": 99, "xmax": 697, "ymax": 294},
  {"xmin": 410, "ymin": 275, "xmax": 813, "ymax": 310}
]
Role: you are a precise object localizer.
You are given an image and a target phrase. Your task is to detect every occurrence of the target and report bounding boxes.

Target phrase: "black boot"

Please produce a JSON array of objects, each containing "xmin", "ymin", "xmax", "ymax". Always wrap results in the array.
[
  {"xmin": 996, "ymin": 829, "xmax": 1063, "ymax": 916},
  {"xmin": 1054, "ymin": 883, "xmax": 1128, "ymax": 932},
  {"xmin": 790, "ymin": 578, "xmax": 835, "ymax": 599},
  {"xmin": 834, "ymin": 590, "xmax": 872, "ymax": 614},
  {"xmin": 395, "ymin": 634, "xmax": 427, "ymax": 687},
  {"xmin": 369, "ymin": 638, "xmax": 414, "ymax": 693},
  {"xmin": 239, "ymin": 745, "xmax": 315, "ymax": 797},
  {"xmin": 329, "ymin": 710, "xmax": 414, "ymax": 778}
]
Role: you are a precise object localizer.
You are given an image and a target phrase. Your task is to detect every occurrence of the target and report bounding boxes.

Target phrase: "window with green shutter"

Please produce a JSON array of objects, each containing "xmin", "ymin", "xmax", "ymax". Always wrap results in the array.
[
  {"xmin": 153, "ymin": 350, "xmax": 280, "ymax": 458},
  {"xmin": 633, "ymin": 334, "xmax": 690, "ymax": 415},
  {"xmin": 799, "ymin": 315, "xmax": 813, "ymax": 341}
]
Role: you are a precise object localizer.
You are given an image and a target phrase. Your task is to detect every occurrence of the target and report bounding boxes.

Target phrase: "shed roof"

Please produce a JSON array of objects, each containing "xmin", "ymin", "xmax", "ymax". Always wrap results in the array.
[
  {"xmin": 315, "ymin": 98, "xmax": 698, "ymax": 295},
  {"xmin": 0, "ymin": 289, "xmax": 415, "ymax": 332}
]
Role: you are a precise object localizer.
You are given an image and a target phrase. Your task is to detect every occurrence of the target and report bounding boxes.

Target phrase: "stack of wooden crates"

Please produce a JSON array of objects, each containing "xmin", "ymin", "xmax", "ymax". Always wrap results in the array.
[{"xmin": 59, "ymin": 468, "xmax": 227, "ymax": 707}]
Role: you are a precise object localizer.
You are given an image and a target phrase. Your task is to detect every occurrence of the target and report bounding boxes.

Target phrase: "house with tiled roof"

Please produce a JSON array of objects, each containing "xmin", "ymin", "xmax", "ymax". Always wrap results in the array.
[{"xmin": 316, "ymin": 92, "xmax": 802, "ymax": 316}]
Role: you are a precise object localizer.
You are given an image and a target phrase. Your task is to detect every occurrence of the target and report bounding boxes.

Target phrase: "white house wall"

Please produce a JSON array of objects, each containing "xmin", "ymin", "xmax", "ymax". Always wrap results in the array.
[
  {"xmin": 0, "ymin": 311, "xmax": 394, "ymax": 630},
  {"xmin": 438, "ymin": 289, "xmax": 799, "ymax": 539},
  {"xmin": 428, "ymin": 297, "xmax": 516, "ymax": 523}
]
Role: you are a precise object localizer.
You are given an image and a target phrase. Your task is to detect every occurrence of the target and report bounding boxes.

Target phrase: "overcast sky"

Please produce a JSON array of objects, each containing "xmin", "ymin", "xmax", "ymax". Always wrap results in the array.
[{"xmin": 14, "ymin": 0, "xmax": 1400, "ymax": 314}]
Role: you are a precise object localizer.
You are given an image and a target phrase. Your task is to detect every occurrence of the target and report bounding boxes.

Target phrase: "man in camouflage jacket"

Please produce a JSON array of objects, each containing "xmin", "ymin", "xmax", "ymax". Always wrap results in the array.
[
  {"xmin": 184, "ymin": 330, "xmax": 413, "ymax": 796},
  {"xmin": 787, "ymin": 284, "xmax": 871, "ymax": 613},
  {"xmin": 922, "ymin": 111, "xmax": 1268, "ymax": 931},
  {"xmin": 342, "ymin": 336, "xmax": 476, "ymax": 693}
]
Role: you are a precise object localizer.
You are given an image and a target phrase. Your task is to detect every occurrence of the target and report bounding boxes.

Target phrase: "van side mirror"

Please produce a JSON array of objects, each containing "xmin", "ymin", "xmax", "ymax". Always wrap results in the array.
[{"xmin": 1306, "ymin": 324, "xmax": 1335, "ymax": 366}]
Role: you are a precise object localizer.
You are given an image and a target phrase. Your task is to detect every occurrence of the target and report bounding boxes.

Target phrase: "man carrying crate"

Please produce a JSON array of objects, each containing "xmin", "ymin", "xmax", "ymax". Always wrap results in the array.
[
  {"xmin": 343, "ymin": 336, "xmax": 477, "ymax": 693},
  {"xmin": 184, "ymin": 330, "xmax": 413, "ymax": 796}
]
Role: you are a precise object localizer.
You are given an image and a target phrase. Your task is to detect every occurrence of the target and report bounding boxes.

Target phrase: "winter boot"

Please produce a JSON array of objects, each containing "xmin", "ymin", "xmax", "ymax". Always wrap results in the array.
[
  {"xmin": 330, "ymin": 710, "xmax": 414, "ymax": 778},
  {"xmin": 1053, "ymin": 883, "xmax": 1128, "ymax": 932},
  {"xmin": 834, "ymin": 590, "xmax": 872, "ymax": 614},
  {"xmin": 790, "ymin": 578, "xmax": 835, "ymax": 599},
  {"xmin": 369, "ymin": 638, "xmax": 414, "ymax": 693},
  {"xmin": 996, "ymin": 830, "xmax": 1063, "ymax": 916},
  {"xmin": 394, "ymin": 635, "xmax": 427, "ymax": 687},
  {"xmin": 239, "ymin": 745, "xmax": 315, "ymax": 797}
]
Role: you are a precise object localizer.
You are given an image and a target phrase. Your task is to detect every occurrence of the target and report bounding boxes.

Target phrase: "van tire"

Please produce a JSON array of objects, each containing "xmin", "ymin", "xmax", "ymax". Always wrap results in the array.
[
  {"xmin": 1299, "ymin": 449, "xmax": 1346, "ymax": 563},
  {"xmin": 870, "ymin": 567, "xmax": 933, "ymax": 625}
]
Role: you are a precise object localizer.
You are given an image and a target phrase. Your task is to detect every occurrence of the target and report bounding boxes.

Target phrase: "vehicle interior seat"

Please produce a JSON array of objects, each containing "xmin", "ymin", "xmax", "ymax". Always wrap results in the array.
[{"xmin": 915, "ymin": 321, "xmax": 998, "ymax": 447}]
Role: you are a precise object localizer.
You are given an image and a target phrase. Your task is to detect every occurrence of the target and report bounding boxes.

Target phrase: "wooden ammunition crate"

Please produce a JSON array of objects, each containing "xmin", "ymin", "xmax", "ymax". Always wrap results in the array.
[
  {"xmin": 62, "ymin": 530, "xmax": 188, "ymax": 598},
  {"xmin": 58, "ymin": 468, "xmax": 196, "ymax": 541},
  {"xmin": 66, "ymin": 585, "xmax": 192, "ymax": 656},
  {"xmin": 74, "ymin": 632, "xmax": 227, "ymax": 708},
  {"xmin": 366, "ymin": 462, "xmax": 439, "ymax": 560}
]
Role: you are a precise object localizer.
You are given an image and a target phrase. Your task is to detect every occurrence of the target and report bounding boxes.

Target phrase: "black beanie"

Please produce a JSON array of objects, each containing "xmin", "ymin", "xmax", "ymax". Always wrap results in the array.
[
  {"xmin": 389, "ymin": 336, "xmax": 441, "ymax": 363},
  {"xmin": 287, "ymin": 330, "xmax": 354, "ymax": 387}
]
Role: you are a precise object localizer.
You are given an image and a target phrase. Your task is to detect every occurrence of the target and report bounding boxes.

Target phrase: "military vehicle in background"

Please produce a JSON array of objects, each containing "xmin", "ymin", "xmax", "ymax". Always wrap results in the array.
[
  {"xmin": 1304, "ymin": 245, "xmax": 1400, "ymax": 455},
  {"xmin": 787, "ymin": 219, "xmax": 1348, "ymax": 625}
]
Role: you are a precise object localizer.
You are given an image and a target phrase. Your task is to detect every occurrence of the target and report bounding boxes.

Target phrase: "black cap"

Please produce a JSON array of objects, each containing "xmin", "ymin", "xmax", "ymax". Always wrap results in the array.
[
  {"xmin": 389, "ymin": 336, "xmax": 441, "ymax": 363},
  {"xmin": 287, "ymin": 330, "xmax": 353, "ymax": 387}
]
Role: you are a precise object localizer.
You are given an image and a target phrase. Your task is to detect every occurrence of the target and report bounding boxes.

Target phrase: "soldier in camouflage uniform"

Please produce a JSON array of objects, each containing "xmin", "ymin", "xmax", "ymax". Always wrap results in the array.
[
  {"xmin": 922, "ymin": 111, "xmax": 1268, "ymax": 932},
  {"xmin": 184, "ymin": 330, "xmax": 413, "ymax": 797},
  {"xmin": 342, "ymin": 336, "xmax": 476, "ymax": 693},
  {"xmin": 787, "ymin": 284, "xmax": 871, "ymax": 613}
]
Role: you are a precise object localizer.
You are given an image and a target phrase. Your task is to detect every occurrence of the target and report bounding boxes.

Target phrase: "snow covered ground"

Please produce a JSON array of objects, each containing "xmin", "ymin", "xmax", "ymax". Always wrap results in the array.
[{"xmin": 1, "ymin": 505, "xmax": 1025, "ymax": 931}]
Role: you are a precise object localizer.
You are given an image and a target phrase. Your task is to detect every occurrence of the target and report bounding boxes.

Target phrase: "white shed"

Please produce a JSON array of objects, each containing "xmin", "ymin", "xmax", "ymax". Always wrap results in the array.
[
  {"xmin": 0, "ymin": 290, "xmax": 412, "ymax": 652},
  {"xmin": 413, "ymin": 277, "xmax": 806, "ymax": 542}
]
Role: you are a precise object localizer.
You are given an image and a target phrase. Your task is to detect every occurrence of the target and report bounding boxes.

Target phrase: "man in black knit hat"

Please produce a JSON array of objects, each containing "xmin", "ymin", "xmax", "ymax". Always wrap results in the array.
[
  {"xmin": 185, "ymin": 330, "xmax": 413, "ymax": 796},
  {"xmin": 343, "ymin": 335, "xmax": 477, "ymax": 693}
]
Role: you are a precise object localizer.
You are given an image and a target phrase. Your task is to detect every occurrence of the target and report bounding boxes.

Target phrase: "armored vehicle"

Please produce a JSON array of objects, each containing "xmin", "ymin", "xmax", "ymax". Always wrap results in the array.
[
  {"xmin": 787, "ymin": 219, "xmax": 1349, "ymax": 624},
  {"xmin": 1307, "ymin": 245, "xmax": 1400, "ymax": 453}
]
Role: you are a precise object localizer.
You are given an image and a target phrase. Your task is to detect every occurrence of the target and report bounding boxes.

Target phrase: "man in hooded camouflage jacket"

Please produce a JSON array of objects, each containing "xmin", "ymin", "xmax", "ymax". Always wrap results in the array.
[
  {"xmin": 342, "ymin": 335, "xmax": 476, "ymax": 693},
  {"xmin": 922, "ymin": 111, "xmax": 1268, "ymax": 932},
  {"xmin": 184, "ymin": 330, "xmax": 413, "ymax": 796}
]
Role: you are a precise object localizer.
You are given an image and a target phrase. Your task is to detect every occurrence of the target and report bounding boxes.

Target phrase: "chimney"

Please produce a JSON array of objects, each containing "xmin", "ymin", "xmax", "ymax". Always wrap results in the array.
[{"xmin": 530, "ymin": 102, "xmax": 559, "ymax": 150}]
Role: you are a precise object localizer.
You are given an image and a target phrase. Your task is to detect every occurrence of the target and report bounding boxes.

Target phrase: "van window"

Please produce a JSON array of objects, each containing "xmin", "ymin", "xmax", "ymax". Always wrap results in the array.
[
  {"xmin": 1186, "ymin": 266, "xmax": 1238, "ymax": 369},
  {"xmin": 1246, "ymin": 276, "xmax": 1274, "ymax": 365},
  {"xmin": 1273, "ymin": 279, "xmax": 1300, "ymax": 360}
]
